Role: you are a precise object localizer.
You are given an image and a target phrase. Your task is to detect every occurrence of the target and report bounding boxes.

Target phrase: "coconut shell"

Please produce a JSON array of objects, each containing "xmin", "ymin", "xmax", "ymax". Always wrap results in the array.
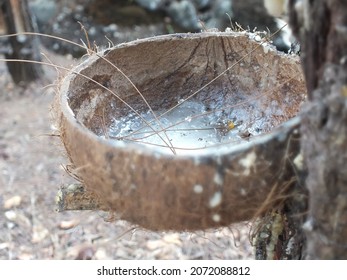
[{"xmin": 56, "ymin": 32, "xmax": 306, "ymax": 231}]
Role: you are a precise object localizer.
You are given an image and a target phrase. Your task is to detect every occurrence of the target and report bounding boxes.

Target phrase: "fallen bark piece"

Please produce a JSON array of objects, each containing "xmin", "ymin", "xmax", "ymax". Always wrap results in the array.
[{"xmin": 55, "ymin": 183, "xmax": 109, "ymax": 212}]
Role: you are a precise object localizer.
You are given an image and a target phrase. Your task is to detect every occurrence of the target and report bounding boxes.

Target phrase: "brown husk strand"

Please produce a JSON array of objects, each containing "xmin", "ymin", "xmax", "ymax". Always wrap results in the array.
[{"xmin": 55, "ymin": 32, "xmax": 306, "ymax": 231}]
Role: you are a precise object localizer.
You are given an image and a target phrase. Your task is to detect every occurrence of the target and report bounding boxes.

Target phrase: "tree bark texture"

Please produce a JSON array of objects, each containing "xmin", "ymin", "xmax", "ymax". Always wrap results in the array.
[
  {"xmin": 289, "ymin": 0, "xmax": 347, "ymax": 259},
  {"xmin": 56, "ymin": 183, "xmax": 109, "ymax": 212},
  {"xmin": 1, "ymin": 0, "xmax": 42, "ymax": 84}
]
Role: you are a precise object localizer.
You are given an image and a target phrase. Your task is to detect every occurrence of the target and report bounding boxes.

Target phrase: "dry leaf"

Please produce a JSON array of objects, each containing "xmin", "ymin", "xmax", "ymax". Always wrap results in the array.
[
  {"xmin": 32, "ymin": 224, "xmax": 49, "ymax": 243},
  {"xmin": 59, "ymin": 219, "xmax": 79, "ymax": 230},
  {"xmin": 146, "ymin": 240, "xmax": 165, "ymax": 250},
  {"xmin": 163, "ymin": 233, "xmax": 182, "ymax": 245},
  {"xmin": 4, "ymin": 195, "xmax": 22, "ymax": 209},
  {"xmin": 4, "ymin": 210, "xmax": 17, "ymax": 221},
  {"xmin": 4, "ymin": 210, "xmax": 31, "ymax": 228},
  {"xmin": 95, "ymin": 248, "xmax": 108, "ymax": 260}
]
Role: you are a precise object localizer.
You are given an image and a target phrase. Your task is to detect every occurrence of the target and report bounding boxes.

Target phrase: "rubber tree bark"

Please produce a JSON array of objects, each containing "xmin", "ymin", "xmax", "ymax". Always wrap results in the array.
[
  {"xmin": 289, "ymin": 0, "xmax": 347, "ymax": 259},
  {"xmin": 1, "ymin": 0, "xmax": 42, "ymax": 84}
]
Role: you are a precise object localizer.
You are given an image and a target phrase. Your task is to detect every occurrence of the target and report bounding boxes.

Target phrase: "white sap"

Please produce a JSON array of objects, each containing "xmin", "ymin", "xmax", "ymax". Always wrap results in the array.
[{"xmin": 108, "ymin": 100, "xmax": 266, "ymax": 155}]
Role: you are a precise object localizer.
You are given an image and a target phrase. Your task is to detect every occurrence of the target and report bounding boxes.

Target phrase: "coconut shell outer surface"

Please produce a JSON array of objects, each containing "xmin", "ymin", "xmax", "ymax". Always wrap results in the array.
[{"xmin": 57, "ymin": 32, "xmax": 305, "ymax": 231}]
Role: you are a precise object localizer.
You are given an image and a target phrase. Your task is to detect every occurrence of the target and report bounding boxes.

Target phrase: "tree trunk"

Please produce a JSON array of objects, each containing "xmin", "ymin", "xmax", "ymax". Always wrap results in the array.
[
  {"xmin": 289, "ymin": 0, "xmax": 347, "ymax": 259},
  {"xmin": 1, "ymin": 0, "xmax": 42, "ymax": 84}
]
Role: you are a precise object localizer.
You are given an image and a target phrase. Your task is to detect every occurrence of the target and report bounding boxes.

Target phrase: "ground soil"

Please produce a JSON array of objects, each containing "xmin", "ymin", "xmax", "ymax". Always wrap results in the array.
[{"xmin": 0, "ymin": 51, "xmax": 253, "ymax": 260}]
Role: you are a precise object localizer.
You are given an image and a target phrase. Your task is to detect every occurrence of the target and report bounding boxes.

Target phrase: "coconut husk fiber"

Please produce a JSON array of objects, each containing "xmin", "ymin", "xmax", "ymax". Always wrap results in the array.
[{"xmin": 55, "ymin": 32, "xmax": 306, "ymax": 231}]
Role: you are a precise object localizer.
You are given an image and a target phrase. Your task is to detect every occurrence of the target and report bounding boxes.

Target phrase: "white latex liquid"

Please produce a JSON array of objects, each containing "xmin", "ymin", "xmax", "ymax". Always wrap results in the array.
[{"xmin": 108, "ymin": 100, "xmax": 266, "ymax": 155}]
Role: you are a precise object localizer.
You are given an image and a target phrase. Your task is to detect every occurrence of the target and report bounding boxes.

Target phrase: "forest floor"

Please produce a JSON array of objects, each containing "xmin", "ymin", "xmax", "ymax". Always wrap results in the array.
[{"xmin": 0, "ymin": 51, "xmax": 254, "ymax": 260}]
